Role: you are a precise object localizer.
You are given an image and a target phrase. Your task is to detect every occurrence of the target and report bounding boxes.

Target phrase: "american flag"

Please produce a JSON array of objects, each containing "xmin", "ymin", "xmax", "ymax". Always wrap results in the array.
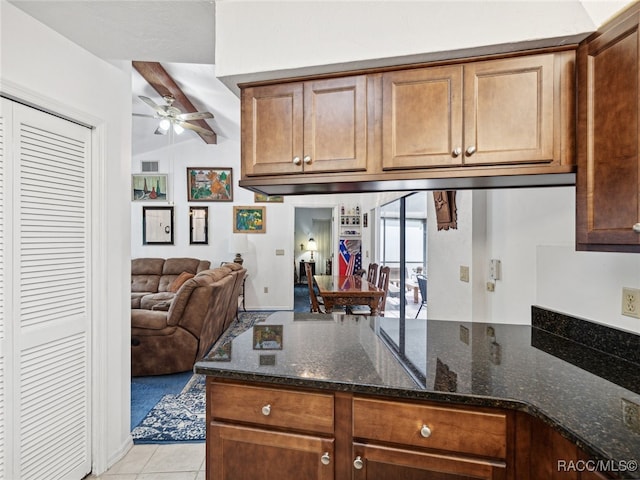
[{"xmin": 339, "ymin": 239, "xmax": 361, "ymax": 276}]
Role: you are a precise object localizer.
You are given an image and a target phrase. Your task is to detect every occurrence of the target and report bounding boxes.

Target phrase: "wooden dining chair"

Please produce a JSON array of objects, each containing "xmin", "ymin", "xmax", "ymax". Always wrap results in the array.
[
  {"xmin": 366, "ymin": 263, "xmax": 378, "ymax": 285},
  {"xmin": 305, "ymin": 262, "xmax": 323, "ymax": 313},
  {"xmin": 349, "ymin": 265, "xmax": 390, "ymax": 317}
]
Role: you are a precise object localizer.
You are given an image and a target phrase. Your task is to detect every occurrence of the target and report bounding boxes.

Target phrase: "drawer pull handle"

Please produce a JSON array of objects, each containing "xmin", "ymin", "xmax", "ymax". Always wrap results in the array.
[
  {"xmin": 633, "ymin": 223, "xmax": 640, "ymax": 234},
  {"xmin": 293, "ymin": 156, "xmax": 301, "ymax": 165},
  {"xmin": 420, "ymin": 424, "xmax": 432, "ymax": 438},
  {"xmin": 452, "ymin": 147, "xmax": 462, "ymax": 158},
  {"xmin": 321, "ymin": 452, "xmax": 330, "ymax": 465},
  {"xmin": 465, "ymin": 146, "xmax": 476, "ymax": 156},
  {"xmin": 261, "ymin": 404, "xmax": 271, "ymax": 416},
  {"xmin": 303, "ymin": 155, "xmax": 312, "ymax": 164},
  {"xmin": 353, "ymin": 456, "xmax": 364, "ymax": 470}
]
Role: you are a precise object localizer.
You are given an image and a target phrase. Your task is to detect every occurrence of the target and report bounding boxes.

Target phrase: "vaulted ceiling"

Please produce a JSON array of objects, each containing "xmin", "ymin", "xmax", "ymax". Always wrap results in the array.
[{"xmin": 6, "ymin": 1, "xmax": 632, "ymax": 156}]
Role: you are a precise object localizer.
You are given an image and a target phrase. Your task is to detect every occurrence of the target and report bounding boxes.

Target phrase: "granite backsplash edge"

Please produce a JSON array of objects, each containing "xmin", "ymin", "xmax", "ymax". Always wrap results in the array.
[{"xmin": 531, "ymin": 305, "xmax": 640, "ymax": 366}]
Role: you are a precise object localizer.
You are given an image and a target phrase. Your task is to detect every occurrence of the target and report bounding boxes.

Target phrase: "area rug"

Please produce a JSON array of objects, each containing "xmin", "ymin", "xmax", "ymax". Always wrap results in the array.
[{"xmin": 131, "ymin": 311, "xmax": 271, "ymax": 443}]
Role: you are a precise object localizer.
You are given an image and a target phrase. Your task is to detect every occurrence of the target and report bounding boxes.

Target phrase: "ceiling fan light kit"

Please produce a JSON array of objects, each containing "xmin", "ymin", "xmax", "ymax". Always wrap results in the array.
[{"xmin": 132, "ymin": 61, "xmax": 218, "ymax": 144}]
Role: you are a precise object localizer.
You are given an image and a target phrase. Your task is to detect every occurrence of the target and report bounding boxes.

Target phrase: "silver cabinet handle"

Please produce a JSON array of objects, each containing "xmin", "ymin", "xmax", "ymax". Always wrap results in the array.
[
  {"xmin": 321, "ymin": 452, "xmax": 330, "ymax": 465},
  {"xmin": 452, "ymin": 147, "xmax": 462, "ymax": 158},
  {"xmin": 633, "ymin": 223, "xmax": 640, "ymax": 233},
  {"xmin": 261, "ymin": 404, "xmax": 271, "ymax": 416},
  {"xmin": 293, "ymin": 156, "xmax": 301, "ymax": 165},
  {"xmin": 303, "ymin": 155, "xmax": 312, "ymax": 164},
  {"xmin": 420, "ymin": 424, "xmax": 432, "ymax": 438},
  {"xmin": 353, "ymin": 456, "xmax": 364, "ymax": 469},
  {"xmin": 465, "ymin": 146, "xmax": 476, "ymax": 156}
]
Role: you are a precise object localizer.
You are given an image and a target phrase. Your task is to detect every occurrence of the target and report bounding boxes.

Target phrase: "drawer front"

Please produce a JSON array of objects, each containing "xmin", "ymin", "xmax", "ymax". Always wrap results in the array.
[
  {"xmin": 209, "ymin": 382, "xmax": 334, "ymax": 434},
  {"xmin": 353, "ymin": 397, "xmax": 507, "ymax": 459}
]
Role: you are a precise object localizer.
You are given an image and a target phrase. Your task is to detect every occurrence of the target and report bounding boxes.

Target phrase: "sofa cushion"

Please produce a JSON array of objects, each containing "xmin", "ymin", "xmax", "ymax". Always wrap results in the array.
[
  {"xmin": 140, "ymin": 291, "xmax": 176, "ymax": 310},
  {"xmin": 169, "ymin": 272, "xmax": 195, "ymax": 293}
]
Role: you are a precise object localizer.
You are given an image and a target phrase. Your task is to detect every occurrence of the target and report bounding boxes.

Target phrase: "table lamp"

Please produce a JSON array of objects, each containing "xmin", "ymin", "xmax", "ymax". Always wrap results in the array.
[
  {"xmin": 232, "ymin": 234, "xmax": 248, "ymax": 265},
  {"xmin": 307, "ymin": 238, "xmax": 317, "ymax": 262}
]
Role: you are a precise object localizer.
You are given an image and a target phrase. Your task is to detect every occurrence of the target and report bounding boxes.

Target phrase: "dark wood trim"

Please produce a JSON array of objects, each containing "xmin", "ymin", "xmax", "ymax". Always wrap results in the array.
[{"xmin": 133, "ymin": 61, "xmax": 217, "ymax": 144}]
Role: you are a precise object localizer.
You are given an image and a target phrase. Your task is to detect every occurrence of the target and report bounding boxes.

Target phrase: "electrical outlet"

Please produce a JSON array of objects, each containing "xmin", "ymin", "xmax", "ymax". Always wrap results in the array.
[
  {"xmin": 486, "ymin": 281, "xmax": 495, "ymax": 292},
  {"xmin": 460, "ymin": 265, "xmax": 470, "ymax": 283},
  {"xmin": 622, "ymin": 398, "xmax": 640, "ymax": 433},
  {"xmin": 621, "ymin": 287, "xmax": 640, "ymax": 319}
]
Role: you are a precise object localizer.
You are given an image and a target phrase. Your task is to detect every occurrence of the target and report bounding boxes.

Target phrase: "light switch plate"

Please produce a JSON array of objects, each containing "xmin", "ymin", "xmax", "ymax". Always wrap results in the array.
[{"xmin": 460, "ymin": 265, "xmax": 470, "ymax": 283}]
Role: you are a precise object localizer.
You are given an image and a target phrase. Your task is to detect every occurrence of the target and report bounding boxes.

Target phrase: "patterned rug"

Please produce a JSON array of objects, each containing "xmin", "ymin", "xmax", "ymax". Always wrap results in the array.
[{"xmin": 131, "ymin": 311, "xmax": 270, "ymax": 443}]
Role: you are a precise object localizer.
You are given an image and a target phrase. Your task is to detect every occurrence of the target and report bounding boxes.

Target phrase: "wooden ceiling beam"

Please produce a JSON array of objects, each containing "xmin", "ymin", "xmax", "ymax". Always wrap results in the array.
[{"xmin": 133, "ymin": 61, "xmax": 217, "ymax": 144}]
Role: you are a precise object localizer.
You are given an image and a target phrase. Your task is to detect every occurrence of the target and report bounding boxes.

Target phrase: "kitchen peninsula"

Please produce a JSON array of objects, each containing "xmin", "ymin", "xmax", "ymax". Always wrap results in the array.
[{"xmin": 195, "ymin": 310, "xmax": 640, "ymax": 479}]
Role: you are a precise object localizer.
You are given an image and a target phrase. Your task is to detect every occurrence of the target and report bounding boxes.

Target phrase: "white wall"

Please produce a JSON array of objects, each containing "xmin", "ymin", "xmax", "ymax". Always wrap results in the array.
[
  {"xmin": 215, "ymin": 1, "xmax": 602, "ymax": 80},
  {"xmin": 1, "ymin": 0, "xmax": 132, "ymax": 474}
]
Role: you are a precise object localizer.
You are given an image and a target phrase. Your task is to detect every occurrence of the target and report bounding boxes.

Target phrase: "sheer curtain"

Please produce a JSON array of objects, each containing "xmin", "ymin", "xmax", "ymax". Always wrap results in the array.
[{"xmin": 312, "ymin": 219, "xmax": 331, "ymax": 274}]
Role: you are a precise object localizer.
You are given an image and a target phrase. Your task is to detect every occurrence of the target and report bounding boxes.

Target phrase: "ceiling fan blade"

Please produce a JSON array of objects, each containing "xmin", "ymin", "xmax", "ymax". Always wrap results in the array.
[
  {"xmin": 132, "ymin": 113, "xmax": 156, "ymax": 118},
  {"xmin": 139, "ymin": 95, "xmax": 163, "ymax": 112},
  {"xmin": 177, "ymin": 111, "xmax": 214, "ymax": 121},
  {"xmin": 180, "ymin": 121, "xmax": 216, "ymax": 136}
]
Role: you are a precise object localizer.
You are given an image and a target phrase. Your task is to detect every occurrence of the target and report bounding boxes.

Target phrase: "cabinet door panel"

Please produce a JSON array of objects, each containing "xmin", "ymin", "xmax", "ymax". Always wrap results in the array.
[
  {"xmin": 382, "ymin": 66, "xmax": 463, "ymax": 169},
  {"xmin": 210, "ymin": 423, "xmax": 334, "ymax": 480},
  {"xmin": 304, "ymin": 76, "xmax": 368, "ymax": 173},
  {"xmin": 242, "ymin": 83, "xmax": 303, "ymax": 176},
  {"xmin": 353, "ymin": 443, "xmax": 506, "ymax": 480},
  {"xmin": 577, "ymin": 12, "xmax": 640, "ymax": 249},
  {"xmin": 463, "ymin": 55, "xmax": 554, "ymax": 165}
]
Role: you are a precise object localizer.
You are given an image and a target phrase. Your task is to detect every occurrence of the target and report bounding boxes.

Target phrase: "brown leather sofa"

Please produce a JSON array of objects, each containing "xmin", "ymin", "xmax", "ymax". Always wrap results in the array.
[
  {"xmin": 131, "ymin": 257, "xmax": 211, "ymax": 309},
  {"xmin": 131, "ymin": 262, "xmax": 247, "ymax": 376}
]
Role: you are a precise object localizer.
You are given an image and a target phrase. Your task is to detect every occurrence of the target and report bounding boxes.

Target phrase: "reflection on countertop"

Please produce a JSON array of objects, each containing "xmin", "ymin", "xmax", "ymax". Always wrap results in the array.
[{"xmin": 196, "ymin": 309, "xmax": 640, "ymax": 475}]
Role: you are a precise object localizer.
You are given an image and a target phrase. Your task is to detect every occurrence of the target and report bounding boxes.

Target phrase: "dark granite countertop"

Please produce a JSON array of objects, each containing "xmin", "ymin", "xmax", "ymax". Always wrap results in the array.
[{"xmin": 195, "ymin": 310, "xmax": 640, "ymax": 478}]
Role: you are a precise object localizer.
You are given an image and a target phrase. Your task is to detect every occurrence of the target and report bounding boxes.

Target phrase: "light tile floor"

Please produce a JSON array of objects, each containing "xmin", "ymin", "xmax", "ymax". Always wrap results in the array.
[{"xmin": 88, "ymin": 443, "xmax": 206, "ymax": 480}]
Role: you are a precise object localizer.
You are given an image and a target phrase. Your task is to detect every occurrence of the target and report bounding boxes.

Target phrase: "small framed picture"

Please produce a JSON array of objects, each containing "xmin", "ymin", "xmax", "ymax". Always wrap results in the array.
[
  {"xmin": 254, "ymin": 192, "xmax": 284, "ymax": 203},
  {"xmin": 142, "ymin": 206, "xmax": 174, "ymax": 245},
  {"xmin": 189, "ymin": 206, "xmax": 208, "ymax": 245},
  {"xmin": 253, "ymin": 325, "xmax": 283, "ymax": 350},
  {"xmin": 187, "ymin": 167, "xmax": 233, "ymax": 201},
  {"xmin": 210, "ymin": 343, "xmax": 231, "ymax": 362},
  {"xmin": 234, "ymin": 206, "xmax": 266, "ymax": 234},
  {"xmin": 132, "ymin": 174, "xmax": 168, "ymax": 201}
]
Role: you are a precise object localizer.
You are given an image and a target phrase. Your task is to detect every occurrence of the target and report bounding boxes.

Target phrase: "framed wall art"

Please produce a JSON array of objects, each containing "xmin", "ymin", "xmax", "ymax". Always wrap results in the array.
[
  {"xmin": 187, "ymin": 167, "xmax": 233, "ymax": 201},
  {"xmin": 142, "ymin": 206, "xmax": 174, "ymax": 245},
  {"xmin": 254, "ymin": 192, "xmax": 284, "ymax": 203},
  {"xmin": 233, "ymin": 206, "xmax": 266, "ymax": 234},
  {"xmin": 189, "ymin": 206, "xmax": 208, "ymax": 245},
  {"xmin": 132, "ymin": 174, "xmax": 168, "ymax": 201}
]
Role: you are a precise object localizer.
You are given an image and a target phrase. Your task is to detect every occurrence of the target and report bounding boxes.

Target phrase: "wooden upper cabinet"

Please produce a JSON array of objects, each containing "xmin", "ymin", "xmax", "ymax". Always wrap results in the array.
[
  {"xmin": 576, "ymin": 7, "xmax": 640, "ymax": 252},
  {"xmin": 242, "ymin": 75, "xmax": 368, "ymax": 176},
  {"xmin": 383, "ymin": 53, "xmax": 563, "ymax": 170},
  {"xmin": 382, "ymin": 65, "xmax": 463, "ymax": 169}
]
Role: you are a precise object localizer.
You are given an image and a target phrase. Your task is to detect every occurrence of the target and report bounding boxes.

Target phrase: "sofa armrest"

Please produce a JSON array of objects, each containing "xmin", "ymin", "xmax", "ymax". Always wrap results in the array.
[{"xmin": 151, "ymin": 301, "xmax": 171, "ymax": 311}]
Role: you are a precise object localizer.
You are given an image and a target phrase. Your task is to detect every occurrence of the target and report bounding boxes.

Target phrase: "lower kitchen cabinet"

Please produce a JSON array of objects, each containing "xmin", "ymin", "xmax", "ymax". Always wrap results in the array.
[
  {"xmin": 209, "ymin": 423, "xmax": 335, "ymax": 480},
  {"xmin": 352, "ymin": 443, "xmax": 506, "ymax": 480}
]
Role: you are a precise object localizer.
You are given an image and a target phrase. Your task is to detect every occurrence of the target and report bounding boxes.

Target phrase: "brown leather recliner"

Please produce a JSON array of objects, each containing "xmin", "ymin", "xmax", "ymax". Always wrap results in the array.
[{"xmin": 131, "ymin": 263, "xmax": 246, "ymax": 376}]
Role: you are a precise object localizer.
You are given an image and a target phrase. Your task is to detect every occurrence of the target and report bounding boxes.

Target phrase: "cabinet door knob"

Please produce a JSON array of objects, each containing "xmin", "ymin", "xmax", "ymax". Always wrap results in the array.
[
  {"xmin": 321, "ymin": 452, "xmax": 331, "ymax": 465},
  {"xmin": 633, "ymin": 223, "xmax": 640, "ymax": 233},
  {"xmin": 353, "ymin": 456, "xmax": 364, "ymax": 469},
  {"xmin": 452, "ymin": 147, "xmax": 462, "ymax": 158},
  {"xmin": 420, "ymin": 424, "xmax": 432, "ymax": 438},
  {"xmin": 465, "ymin": 146, "xmax": 476, "ymax": 156},
  {"xmin": 303, "ymin": 155, "xmax": 312, "ymax": 164},
  {"xmin": 293, "ymin": 156, "xmax": 301, "ymax": 165},
  {"xmin": 261, "ymin": 404, "xmax": 271, "ymax": 416}
]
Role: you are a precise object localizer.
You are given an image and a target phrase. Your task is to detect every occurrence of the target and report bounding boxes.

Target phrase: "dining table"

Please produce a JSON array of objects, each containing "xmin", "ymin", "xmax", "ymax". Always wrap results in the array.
[{"xmin": 313, "ymin": 274, "xmax": 385, "ymax": 315}]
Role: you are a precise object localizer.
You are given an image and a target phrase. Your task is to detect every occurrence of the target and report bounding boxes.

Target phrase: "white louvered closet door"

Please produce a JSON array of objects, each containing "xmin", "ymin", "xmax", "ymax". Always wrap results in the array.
[{"xmin": 1, "ymin": 98, "xmax": 92, "ymax": 480}]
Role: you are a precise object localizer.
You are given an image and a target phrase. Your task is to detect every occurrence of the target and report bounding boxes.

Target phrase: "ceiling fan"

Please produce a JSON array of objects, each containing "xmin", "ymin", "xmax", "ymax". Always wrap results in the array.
[{"xmin": 134, "ymin": 94, "xmax": 215, "ymax": 137}]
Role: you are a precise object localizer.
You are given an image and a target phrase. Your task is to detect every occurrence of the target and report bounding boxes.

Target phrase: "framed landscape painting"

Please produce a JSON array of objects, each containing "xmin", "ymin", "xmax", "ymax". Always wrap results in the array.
[
  {"xmin": 254, "ymin": 192, "xmax": 284, "ymax": 203},
  {"xmin": 132, "ymin": 174, "xmax": 168, "ymax": 201},
  {"xmin": 187, "ymin": 167, "xmax": 233, "ymax": 201},
  {"xmin": 233, "ymin": 206, "xmax": 266, "ymax": 233}
]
